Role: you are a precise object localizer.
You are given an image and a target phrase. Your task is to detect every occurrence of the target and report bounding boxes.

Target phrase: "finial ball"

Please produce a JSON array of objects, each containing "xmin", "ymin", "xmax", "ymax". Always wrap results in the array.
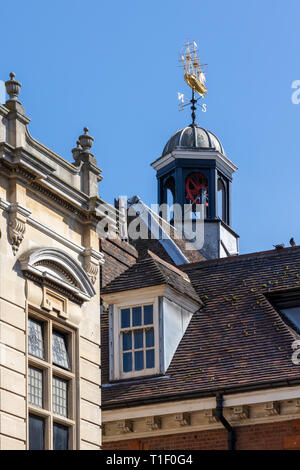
[
  {"xmin": 79, "ymin": 127, "xmax": 94, "ymax": 151},
  {"xmin": 5, "ymin": 72, "xmax": 21, "ymax": 102}
]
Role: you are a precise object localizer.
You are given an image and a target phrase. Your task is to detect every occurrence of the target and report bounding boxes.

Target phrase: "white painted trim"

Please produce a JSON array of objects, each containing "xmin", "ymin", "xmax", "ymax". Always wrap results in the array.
[
  {"xmin": 101, "ymin": 285, "xmax": 166, "ymax": 305},
  {"xmin": 101, "ymin": 285, "xmax": 200, "ymax": 313},
  {"xmin": 151, "ymin": 149, "xmax": 238, "ymax": 174},
  {"xmin": 103, "ymin": 396, "xmax": 216, "ymax": 422},
  {"xmin": 224, "ymin": 385, "xmax": 300, "ymax": 407},
  {"xmin": 112, "ymin": 298, "xmax": 160, "ymax": 380}
]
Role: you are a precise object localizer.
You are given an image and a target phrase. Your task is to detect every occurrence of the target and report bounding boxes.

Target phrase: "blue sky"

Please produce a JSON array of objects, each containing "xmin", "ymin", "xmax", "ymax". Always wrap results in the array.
[{"xmin": 1, "ymin": 0, "xmax": 300, "ymax": 254}]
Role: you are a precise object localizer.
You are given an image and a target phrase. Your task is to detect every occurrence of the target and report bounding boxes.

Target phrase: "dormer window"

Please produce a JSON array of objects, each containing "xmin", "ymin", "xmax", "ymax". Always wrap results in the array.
[
  {"xmin": 120, "ymin": 304, "xmax": 155, "ymax": 375},
  {"xmin": 110, "ymin": 299, "xmax": 159, "ymax": 380},
  {"xmin": 101, "ymin": 252, "xmax": 202, "ymax": 382},
  {"xmin": 104, "ymin": 289, "xmax": 200, "ymax": 382}
]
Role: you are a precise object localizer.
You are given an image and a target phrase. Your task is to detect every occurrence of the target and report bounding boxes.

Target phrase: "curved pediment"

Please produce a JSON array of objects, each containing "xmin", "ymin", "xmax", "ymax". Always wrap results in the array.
[{"xmin": 19, "ymin": 248, "xmax": 95, "ymax": 301}]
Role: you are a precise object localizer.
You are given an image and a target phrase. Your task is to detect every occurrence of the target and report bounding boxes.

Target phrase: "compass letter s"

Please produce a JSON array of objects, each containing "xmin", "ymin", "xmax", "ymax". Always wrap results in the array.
[{"xmin": 291, "ymin": 80, "xmax": 300, "ymax": 104}]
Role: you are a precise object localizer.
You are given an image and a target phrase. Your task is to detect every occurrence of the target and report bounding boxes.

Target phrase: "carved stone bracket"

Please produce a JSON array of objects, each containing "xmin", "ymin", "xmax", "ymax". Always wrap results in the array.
[
  {"xmin": 8, "ymin": 203, "xmax": 31, "ymax": 255},
  {"xmin": 82, "ymin": 247, "xmax": 104, "ymax": 285},
  {"xmin": 145, "ymin": 416, "xmax": 161, "ymax": 431},
  {"xmin": 204, "ymin": 409, "xmax": 219, "ymax": 424},
  {"xmin": 265, "ymin": 401, "xmax": 280, "ymax": 416},
  {"xmin": 175, "ymin": 412, "xmax": 190, "ymax": 426},
  {"xmin": 117, "ymin": 419, "xmax": 133, "ymax": 434},
  {"xmin": 231, "ymin": 405, "xmax": 249, "ymax": 420}
]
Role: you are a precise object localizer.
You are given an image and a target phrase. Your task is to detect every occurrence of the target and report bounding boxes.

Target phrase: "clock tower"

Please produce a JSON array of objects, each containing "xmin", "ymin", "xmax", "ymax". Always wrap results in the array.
[{"xmin": 151, "ymin": 124, "xmax": 239, "ymax": 259}]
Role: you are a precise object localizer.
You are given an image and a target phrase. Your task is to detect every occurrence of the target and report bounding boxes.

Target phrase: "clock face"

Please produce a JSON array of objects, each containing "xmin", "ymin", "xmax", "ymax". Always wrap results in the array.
[{"xmin": 185, "ymin": 172, "xmax": 208, "ymax": 206}]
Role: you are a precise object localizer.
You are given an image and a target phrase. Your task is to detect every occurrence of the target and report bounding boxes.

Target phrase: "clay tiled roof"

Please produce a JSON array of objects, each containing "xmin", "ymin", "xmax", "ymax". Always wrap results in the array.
[
  {"xmin": 101, "ymin": 250, "xmax": 200, "ymax": 304},
  {"xmin": 102, "ymin": 246, "xmax": 300, "ymax": 409}
]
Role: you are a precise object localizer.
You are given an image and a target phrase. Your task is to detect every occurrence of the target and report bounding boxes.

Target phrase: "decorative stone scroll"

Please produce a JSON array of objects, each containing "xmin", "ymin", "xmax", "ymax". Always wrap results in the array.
[
  {"xmin": 82, "ymin": 247, "xmax": 104, "ymax": 285},
  {"xmin": 8, "ymin": 203, "xmax": 31, "ymax": 255}
]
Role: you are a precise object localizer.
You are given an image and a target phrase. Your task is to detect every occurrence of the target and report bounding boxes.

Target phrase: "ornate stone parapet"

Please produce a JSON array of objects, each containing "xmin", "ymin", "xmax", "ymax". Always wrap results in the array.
[{"xmin": 8, "ymin": 203, "xmax": 31, "ymax": 255}]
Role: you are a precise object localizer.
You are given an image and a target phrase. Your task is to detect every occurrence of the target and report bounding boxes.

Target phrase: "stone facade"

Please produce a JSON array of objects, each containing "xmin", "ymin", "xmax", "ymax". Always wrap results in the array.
[{"xmin": 0, "ymin": 74, "xmax": 116, "ymax": 450}]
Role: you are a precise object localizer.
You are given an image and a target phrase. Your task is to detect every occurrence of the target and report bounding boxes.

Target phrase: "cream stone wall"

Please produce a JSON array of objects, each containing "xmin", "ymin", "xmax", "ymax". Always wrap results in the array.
[
  {"xmin": 0, "ymin": 187, "xmax": 103, "ymax": 449},
  {"xmin": 0, "ymin": 203, "xmax": 26, "ymax": 448}
]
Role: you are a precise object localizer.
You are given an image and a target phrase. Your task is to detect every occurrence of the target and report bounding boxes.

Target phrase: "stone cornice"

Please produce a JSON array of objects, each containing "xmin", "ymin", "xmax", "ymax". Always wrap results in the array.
[
  {"xmin": 0, "ymin": 142, "xmax": 119, "ymax": 227},
  {"xmin": 102, "ymin": 385, "xmax": 300, "ymax": 442}
]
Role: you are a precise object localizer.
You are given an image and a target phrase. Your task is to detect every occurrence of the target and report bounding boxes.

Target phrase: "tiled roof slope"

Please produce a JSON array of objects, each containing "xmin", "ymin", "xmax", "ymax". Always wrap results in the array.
[
  {"xmin": 101, "ymin": 250, "xmax": 201, "ymax": 304},
  {"xmin": 102, "ymin": 246, "xmax": 300, "ymax": 409}
]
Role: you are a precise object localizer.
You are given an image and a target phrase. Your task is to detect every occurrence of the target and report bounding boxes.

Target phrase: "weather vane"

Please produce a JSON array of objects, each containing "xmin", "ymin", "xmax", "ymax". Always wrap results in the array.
[{"xmin": 178, "ymin": 41, "xmax": 207, "ymax": 126}]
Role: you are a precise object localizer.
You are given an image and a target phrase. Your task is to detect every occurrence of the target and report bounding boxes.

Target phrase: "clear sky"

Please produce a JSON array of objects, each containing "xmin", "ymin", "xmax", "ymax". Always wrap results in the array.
[{"xmin": 1, "ymin": 0, "xmax": 300, "ymax": 254}]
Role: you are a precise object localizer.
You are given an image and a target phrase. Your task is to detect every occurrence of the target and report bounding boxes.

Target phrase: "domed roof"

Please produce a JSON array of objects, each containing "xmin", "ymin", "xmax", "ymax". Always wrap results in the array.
[{"xmin": 162, "ymin": 125, "xmax": 225, "ymax": 157}]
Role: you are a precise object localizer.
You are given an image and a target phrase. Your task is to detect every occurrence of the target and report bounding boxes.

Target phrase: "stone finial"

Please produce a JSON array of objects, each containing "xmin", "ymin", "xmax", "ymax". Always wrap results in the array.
[
  {"xmin": 78, "ymin": 127, "xmax": 94, "ymax": 152},
  {"xmin": 72, "ymin": 126, "xmax": 101, "ymax": 197},
  {"xmin": 5, "ymin": 72, "xmax": 22, "ymax": 102},
  {"xmin": 71, "ymin": 140, "xmax": 82, "ymax": 161}
]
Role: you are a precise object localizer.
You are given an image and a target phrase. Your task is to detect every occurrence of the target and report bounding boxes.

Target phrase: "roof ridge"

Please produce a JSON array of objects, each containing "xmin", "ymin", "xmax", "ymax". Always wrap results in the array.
[
  {"xmin": 181, "ymin": 246, "xmax": 300, "ymax": 271},
  {"xmin": 148, "ymin": 250, "xmax": 191, "ymax": 282},
  {"xmin": 101, "ymin": 254, "xmax": 166, "ymax": 293}
]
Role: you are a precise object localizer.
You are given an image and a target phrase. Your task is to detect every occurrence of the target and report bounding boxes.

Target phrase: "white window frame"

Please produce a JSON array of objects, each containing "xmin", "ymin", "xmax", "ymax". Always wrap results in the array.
[{"xmin": 112, "ymin": 297, "xmax": 160, "ymax": 380}]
